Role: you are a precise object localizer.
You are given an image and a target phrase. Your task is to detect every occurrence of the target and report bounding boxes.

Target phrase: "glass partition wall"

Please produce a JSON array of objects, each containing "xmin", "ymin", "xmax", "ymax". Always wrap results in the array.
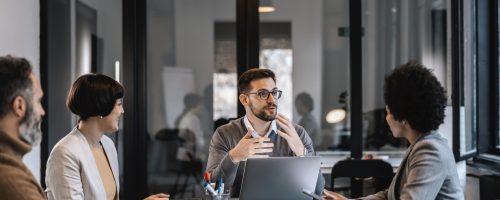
[
  {"xmin": 142, "ymin": 0, "xmax": 463, "ymax": 197},
  {"xmin": 40, "ymin": 0, "xmax": 473, "ymax": 199},
  {"xmin": 145, "ymin": 0, "xmax": 237, "ymax": 197}
]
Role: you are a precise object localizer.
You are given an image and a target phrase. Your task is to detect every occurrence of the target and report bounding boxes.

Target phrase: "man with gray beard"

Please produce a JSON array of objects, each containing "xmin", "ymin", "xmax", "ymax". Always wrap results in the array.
[
  {"xmin": 206, "ymin": 68, "xmax": 324, "ymax": 197},
  {"xmin": 0, "ymin": 55, "xmax": 46, "ymax": 199}
]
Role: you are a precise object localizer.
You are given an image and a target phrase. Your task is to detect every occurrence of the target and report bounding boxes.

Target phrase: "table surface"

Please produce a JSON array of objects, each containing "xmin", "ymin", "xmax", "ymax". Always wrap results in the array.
[{"xmin": 317, "ymin": 150, "xmax": 405, "ymax": 174}]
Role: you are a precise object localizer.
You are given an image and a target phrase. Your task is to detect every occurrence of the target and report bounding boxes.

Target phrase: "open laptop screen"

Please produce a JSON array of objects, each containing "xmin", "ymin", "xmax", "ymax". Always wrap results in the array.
[{"xmin": 239, "ymin": 156, "xmax": 321, "ymax": 200}]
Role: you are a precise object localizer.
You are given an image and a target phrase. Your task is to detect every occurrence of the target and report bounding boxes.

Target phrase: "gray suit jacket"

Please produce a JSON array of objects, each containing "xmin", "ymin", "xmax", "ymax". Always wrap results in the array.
[
  {"xmin": 45, "ymin": 127, "xmax": 119, "ymax": 200},
  {"xmin": 363, "ymin": 132, "xmax": 463, "ymax": 200},
  {"xmin": 206, "ymin": 117, "xmax": 324, "ymax": 197}
]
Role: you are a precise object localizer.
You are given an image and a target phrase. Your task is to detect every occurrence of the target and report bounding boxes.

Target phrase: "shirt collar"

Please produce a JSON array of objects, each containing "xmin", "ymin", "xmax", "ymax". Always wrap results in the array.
[{"xmin": 243, "ymin": 115, "xmax": 277, "ymax": 138}]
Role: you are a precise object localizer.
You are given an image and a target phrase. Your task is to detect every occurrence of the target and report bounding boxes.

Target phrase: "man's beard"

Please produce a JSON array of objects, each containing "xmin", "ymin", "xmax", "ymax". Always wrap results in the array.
[
  {"xmin": 250, "ymin": 102, "xmax": 277, "ymax": 121},
  {"xmin": 19, "ymin": 103, "xmax": 42, "ymax": 146}
]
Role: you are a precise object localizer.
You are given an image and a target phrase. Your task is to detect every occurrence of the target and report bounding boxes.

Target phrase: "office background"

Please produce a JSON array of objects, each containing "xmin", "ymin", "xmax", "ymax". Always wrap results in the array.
[{"xmin": 0, "ymin": 0, "xmax": 499, "ymax": 199}]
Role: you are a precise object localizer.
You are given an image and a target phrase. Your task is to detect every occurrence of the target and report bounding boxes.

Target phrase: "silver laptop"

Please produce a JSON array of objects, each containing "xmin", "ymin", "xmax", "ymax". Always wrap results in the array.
[{"xmin": 239, "ymin": 156, "xmax": 321, "ymax": 200}]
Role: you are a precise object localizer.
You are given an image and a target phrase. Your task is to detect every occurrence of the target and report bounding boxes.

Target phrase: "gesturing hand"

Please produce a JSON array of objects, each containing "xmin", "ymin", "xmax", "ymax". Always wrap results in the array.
[
  {"xmin": 276, "ymin": 114, "xmax": 306, "ymax": 156},
  {"xmin": 229, "ymin": 128, "xmax": 274, "ymax": 163}
]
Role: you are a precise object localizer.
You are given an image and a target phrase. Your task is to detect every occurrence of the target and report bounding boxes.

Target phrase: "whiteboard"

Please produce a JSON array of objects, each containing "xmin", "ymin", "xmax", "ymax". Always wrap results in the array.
[{"xmin": 162, "ymin": 67, "xmax": 195, "ymax": 128}]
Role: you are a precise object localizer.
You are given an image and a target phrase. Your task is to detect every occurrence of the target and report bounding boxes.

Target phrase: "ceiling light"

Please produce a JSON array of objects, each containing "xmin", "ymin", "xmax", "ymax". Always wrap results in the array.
[
  {"xmin": 326, "ymin": 109, "xmax": 347, "ymax": 124},
  {"xmin": 259, "ymin": 0, "xmax": 275, "ymax": 13}
]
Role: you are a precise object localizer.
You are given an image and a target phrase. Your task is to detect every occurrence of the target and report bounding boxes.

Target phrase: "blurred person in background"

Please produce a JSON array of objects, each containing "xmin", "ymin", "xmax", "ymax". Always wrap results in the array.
[{"xmin": 295, "ymin": 92, "xmax": 320, "ymax": 147}]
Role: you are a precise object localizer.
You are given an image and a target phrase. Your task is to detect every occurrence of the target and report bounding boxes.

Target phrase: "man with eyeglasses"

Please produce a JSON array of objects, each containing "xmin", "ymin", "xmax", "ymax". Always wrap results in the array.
[{"xmin": 206, "ymin": 68, "xmax": 324, "ymax": 197}]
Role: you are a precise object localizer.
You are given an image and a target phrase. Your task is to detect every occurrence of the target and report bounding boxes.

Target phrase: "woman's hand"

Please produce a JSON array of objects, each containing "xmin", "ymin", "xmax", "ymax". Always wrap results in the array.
[
  {"xmin": 144, "ymin": 193, "xmax": 169, "ymax": 200},
  {"xmin": 322, "ymin": 189, "xmax": 348, "ymax": 200}
]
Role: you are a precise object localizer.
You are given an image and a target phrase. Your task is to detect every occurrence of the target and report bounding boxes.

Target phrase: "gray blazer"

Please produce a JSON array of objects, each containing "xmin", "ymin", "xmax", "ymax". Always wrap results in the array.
[
  {"xmin": 206, "ymin": 117, "xmax": 323, "ymax": 197},
  {"xmin": 45, "ymin": 127, "xmax": 119, "ymax": 200},
  {"xmin": 363, "ymin": 132, "xmax": 464, "ymax": 200}
]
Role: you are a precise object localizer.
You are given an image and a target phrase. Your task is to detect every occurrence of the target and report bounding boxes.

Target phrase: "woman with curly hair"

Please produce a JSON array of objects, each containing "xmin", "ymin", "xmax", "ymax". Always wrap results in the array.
[{"xmin": 322, "ymin": 61, "xmax": 464, "ymax": 200}]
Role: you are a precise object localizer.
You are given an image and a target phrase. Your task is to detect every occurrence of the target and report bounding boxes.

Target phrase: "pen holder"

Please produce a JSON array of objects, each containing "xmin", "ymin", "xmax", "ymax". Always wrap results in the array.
[{"xmin": 203, "ymin": 193, "xmax": 229, "ymax": 200}]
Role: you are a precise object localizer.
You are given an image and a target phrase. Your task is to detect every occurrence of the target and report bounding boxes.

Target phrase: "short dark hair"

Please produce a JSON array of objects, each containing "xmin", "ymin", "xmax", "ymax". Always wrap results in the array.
[
  {"xmin": 0, "ymin": 55, "xmax": 33, "ymax": 119},
  {"xmin": 384, "ymin": 61, "xmax": 447, "ymax": 133},
  {"xmin": 296, "ymin": 92, "xmax": 314, "ymax": 112},
  {"xmin": 237, "ymin": 68, "xmax": 276, "ymax": 94},
  {"xmin": 67, "ymin": 74, "xmax": 124, "ymax": 120}
]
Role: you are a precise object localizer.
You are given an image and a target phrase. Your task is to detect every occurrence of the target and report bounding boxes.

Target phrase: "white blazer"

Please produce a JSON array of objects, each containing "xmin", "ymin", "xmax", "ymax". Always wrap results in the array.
[{"xmin": 45, "ymin": 127, "xmax": 120, "ymax": 200}]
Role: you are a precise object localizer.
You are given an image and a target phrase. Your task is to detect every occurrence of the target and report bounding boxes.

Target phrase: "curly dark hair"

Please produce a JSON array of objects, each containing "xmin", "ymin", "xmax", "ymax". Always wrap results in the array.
[{"xmin": 384, "ymin": 61, "xmax": 447, "ymax": 133}]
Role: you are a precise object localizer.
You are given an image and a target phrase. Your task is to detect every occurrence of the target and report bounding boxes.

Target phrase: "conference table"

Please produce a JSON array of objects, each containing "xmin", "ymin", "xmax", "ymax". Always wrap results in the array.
[{"xmin": 172, "ymin": 150, "xmax": 405, "ymax": 200}]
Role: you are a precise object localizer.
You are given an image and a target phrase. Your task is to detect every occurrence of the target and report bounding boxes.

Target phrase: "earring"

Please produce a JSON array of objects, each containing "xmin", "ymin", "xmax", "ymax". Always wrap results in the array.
[{"xmin": 99, "ymin": 116, "xmax": 103, "ymax": 119}]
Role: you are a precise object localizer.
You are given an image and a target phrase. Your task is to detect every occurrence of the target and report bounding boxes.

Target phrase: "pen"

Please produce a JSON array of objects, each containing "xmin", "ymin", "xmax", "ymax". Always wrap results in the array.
[
  {"xmin": 218, "ymin": 177, "xmax": 224, "ymax": 195},
  {"xmin": 204, "ymin": 182, "xmax": 217, "ymax": 195},
  {"xmin": 214, "ymin": 176, "xmax": 220, "ymax": 192},
  {"xmin": 204, "ymin": 171, "xmax": 211, "ymax": 183}
]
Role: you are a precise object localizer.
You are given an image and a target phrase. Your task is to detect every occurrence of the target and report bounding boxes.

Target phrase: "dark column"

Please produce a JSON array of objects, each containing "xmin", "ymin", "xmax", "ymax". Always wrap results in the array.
[
  {"xmin": 122, "ymin": 0, "xmax": 148, "ymax": 199},
  {"xmin": 236, "ymin": 0, "xmax": 259, "ymax": 117}
]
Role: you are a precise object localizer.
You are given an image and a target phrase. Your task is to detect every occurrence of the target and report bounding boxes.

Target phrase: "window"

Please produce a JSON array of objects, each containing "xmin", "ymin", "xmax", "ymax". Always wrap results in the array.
[
  {"xmin": 458, "ymin": 0, "xmax": 478, "ymax": 159},
  {"xmin": 259, "ymin": 23, "xmax": 293, "ymax": 120},
  {"xmin": 475, "ymin": 0, "xmax": 500, "ymax": 158}
]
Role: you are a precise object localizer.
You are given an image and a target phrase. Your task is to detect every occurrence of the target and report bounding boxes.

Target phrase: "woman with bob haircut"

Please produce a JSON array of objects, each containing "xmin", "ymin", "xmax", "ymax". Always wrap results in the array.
[
  {"xmin": 45, "ymin": 74, "xmax": 168, "ymax": 200},
  {"xmin": 322, "ymin": 61, "xmax": 464, "ymax": 200}
]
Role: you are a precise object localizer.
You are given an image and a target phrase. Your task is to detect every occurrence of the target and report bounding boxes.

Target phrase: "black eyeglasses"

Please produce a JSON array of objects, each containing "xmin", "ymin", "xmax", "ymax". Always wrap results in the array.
[{"xmin": 246, "ymin": 89, "xmax": 283, "ymax": 100}]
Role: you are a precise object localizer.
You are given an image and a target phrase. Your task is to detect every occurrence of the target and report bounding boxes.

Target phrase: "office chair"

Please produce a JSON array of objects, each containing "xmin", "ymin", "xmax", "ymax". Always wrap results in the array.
[
  {"xmin": 154, "ymin": 128, "xmax": 182, "ymax": 173},
  {"xmin": 155, "ymin": 128, "xmax": 204, "ymax": 198},
  {"xmin": 364, "ymin": 109, "xmax": 405, "ymax": 150},
  {"xmin": 331, "ymin": 159, "xmax": 394, "ymax": 198}
]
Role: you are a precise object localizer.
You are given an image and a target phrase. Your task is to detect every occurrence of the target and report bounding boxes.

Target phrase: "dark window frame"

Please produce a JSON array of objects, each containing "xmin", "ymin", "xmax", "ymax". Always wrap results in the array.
[
  {"xmin": 452, "ymin": 0, "xmax": 465, "ymax": 161},
  {"xmin": 493, "ymin": 0, "xmax": 500, "ymax": 156},
  {"xmin": 474, "ymin": 0, "xmax": 500, "ymax": 162}
]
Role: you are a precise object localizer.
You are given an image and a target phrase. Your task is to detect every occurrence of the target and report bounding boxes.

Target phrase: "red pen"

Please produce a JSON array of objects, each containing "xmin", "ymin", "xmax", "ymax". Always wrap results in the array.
[{"xmin": 204, "ymin": 171, "xmax": 211, "ymax": 183}]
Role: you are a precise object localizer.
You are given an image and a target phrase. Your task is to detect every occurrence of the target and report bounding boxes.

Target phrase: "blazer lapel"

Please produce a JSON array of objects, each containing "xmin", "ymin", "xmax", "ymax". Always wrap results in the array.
[
  {"xmin": 101, "ymin": 138, "xmax": 120, "ymax": 192},
  {"xmin": 387, "ymin": 133, "xmax": 430, "ymax": 200},
  {"xmin": 388, "ymin": 151, "xmax": 408, "ymax": 200},
  {"xmin": 74, "ymin": 129, "xmax": 106, "ymax": 197}
]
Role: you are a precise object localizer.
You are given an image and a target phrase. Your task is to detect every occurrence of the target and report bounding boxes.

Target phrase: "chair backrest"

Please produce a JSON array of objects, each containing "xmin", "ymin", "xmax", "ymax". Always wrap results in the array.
[
  {"xmin": 331, "ymin": 159, "xmax": 394, "ymax": 197},
  {"xmin": 153, "ymin": 128, "xmax": 202, "ymax": 171},
  {"xmin": 480, "ymin": 174, "xmax": 500, "ymax": 200},
  {"xmin": 155, "ymin": 128, "xmax": 180, "ymax": 141},
  {"xmin": 154, "ymin": 129, "xmax": 182, "ymax": 171}
]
